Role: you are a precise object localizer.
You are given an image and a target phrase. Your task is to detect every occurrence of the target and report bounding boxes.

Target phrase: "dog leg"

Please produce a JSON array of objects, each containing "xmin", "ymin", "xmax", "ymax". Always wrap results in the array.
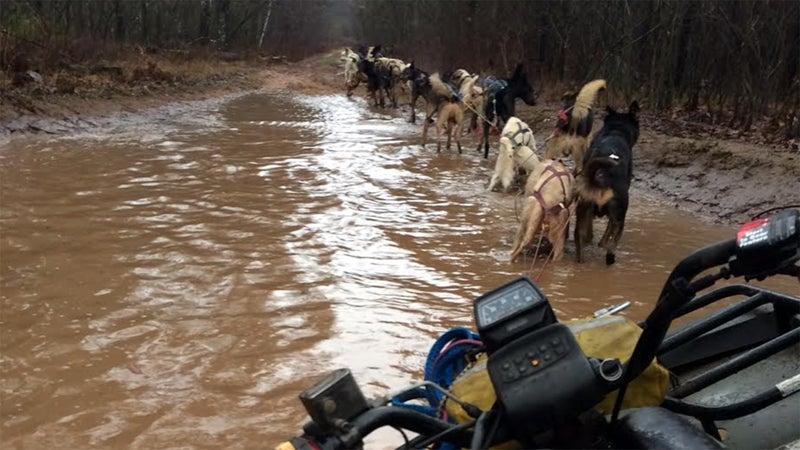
[
  {"xmin": 456, "ymin": 123, "xmax": 462, "ymax": 154},
  {"xmin": 488, "ymin": 174, "xmax": 499, "ymax": 191},
  {"xmin": 574, "ymin": 201, "xmax": 594, "ymax": 263},
  {"xmin": 602, "ymin": 218, "xmax": 621, "ymax": 265},
  {"xmin": 422, "ymin": 119, "xmax": 429, "ymax": 148},
  {"xmin": 598, "ymin": 220, "xmax": 614, "ymax": 249},
  {"xmin": 422, "ymin": 105, "xmax": 436, "ymax": 148},
  {"xmin": 446, "ymin": 122, "xmax": 453, "ymax": 150},
  {"xmin": 511, "ymin": 201, "xmax": 543, "ymax": 262},
  {"xmin": 549, "ymin": 210, "xmax": 570, "ymax": 261},
  {"xmin": 483, "ymin": 121, "xmax": 492, "ymax": 159},
  {"xmin": 604, "ymin": 197, "xmax": 629, "ymax": 265}
]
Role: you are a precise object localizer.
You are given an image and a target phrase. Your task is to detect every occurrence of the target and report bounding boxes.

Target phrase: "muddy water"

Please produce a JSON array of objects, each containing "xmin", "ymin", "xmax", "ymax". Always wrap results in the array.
[{"xmin": 1, "ymin": 92, "xmax": 796, "ymax": 448}]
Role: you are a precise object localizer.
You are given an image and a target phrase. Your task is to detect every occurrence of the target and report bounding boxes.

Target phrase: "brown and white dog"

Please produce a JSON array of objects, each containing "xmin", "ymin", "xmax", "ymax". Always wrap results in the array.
[
  {"xmin": 544, "ymin": 79, "xmax": 607, "ymax": 172},
  {"xmin": 510, "ymin": 158, "xmax": 574, "ymax": 263}
]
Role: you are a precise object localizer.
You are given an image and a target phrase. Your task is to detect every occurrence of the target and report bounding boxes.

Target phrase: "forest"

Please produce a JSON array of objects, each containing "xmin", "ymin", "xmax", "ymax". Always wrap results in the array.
[{"xmin": 1, "ymin": 0, "xmax": 798, "ymax": 136}]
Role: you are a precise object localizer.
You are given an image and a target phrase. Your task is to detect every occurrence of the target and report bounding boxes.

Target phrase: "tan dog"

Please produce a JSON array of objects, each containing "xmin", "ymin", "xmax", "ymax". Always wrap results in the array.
[
  {"xmin": 421, "ymin": 73, "xmax": 458, "ymax": 146},
  {"xmin": 510, "ymin": 159, "xmax": 574, "ymax": 262},
  {"xmin": 544, "ymin": 79, "xmax": 607, "ymax": 172},
  {"xmin": 433, "ymin": 102, "xmax": 464, "ymax": 153}
]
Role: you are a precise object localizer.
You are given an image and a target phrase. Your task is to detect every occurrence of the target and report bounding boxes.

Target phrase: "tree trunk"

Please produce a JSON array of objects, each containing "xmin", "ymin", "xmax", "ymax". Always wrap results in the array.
[
  {"xmin": 114, "ymin": 0, "xmax": 125, "ymax": 41},
  {"xmin": 258, "ymin": 0, "xmax": 274, "ymax": 49},
  {"xmin": 199, "ymin": 0, "xmax": 210, "ymax": 43},
  {"xmin": 140, "ymin": 0, "xmax": 148, "ymax": 44}
]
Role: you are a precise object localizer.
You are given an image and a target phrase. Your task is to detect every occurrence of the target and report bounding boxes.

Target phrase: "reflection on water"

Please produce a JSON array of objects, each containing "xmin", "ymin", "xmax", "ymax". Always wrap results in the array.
[{"xmin": 1, "ymin": 92, "xmax": 796, "ymax": 448}]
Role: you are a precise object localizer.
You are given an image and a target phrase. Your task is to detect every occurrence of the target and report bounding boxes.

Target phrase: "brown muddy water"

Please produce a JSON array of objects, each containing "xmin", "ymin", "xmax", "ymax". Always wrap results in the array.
[{"xmin": 1, "ymin": 91, "xmax": 797, "ymax": 448}]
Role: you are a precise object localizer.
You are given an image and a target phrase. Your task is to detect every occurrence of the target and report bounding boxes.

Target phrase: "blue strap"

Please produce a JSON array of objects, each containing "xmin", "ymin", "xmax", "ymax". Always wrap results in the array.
[
  {"xmin": 390, "ymin": 387, "xmax": 438, "ymax": 416},
  {"xmin": 424, "ymin": 327, "xmax": 481, "ymax": 406},
  {"xmin": 390, "ymin": 327, "xmax": 482, "ymax": 424}
]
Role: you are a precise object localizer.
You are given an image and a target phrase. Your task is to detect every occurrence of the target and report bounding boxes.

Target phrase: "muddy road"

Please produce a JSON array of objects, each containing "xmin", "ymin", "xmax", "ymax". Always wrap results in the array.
[{"xmin": 1, "ymin": 90, "xmax": 798, "ymax": 448}]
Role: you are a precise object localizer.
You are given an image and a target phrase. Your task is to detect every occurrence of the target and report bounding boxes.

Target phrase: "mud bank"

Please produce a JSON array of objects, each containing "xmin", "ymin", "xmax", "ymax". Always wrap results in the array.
[{"xmin": 2, "ymin": 50, "xmax": 798, "ymax": 225}]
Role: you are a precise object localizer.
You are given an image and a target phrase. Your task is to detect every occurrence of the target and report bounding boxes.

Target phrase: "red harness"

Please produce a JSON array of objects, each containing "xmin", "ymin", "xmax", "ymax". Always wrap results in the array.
[
  {"xmin": 552, "ymin": 105, "xmax": 576, "ymax": 136},
  {"xmin": 532, "ymin": 164, "xmax": 572, "ymax": 217}
]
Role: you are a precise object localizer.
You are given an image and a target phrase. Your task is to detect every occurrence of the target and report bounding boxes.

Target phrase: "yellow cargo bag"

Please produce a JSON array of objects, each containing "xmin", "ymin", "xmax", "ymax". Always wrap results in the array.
[{"xmin": 445, "ymin": 315, "xmax": 671, "ymax": 424}]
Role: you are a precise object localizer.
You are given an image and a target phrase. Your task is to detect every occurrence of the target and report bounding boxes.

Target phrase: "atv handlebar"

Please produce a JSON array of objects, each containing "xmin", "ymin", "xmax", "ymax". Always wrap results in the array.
[
  {"xmin": 281, "ymin": 406, "xmax": 504, "ymax": 450},
  {"xmin": 616, "ymin": 210, "xmax": 800, "ymax": 418}
]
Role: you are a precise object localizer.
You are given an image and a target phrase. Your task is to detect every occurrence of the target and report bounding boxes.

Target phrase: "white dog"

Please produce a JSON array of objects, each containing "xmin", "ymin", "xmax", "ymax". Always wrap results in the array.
[
  {"xmin": 341, "ymin": 48, "xmax": 363, "ymax": 96},
  {"xmin": 487, "ymin": 136, "xmax": 542, "ymax": 192}
]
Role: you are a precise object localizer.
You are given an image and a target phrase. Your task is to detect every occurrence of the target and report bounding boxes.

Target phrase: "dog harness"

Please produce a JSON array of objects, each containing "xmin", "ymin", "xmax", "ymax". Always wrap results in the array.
[
  {"xmin": 533, "ymin": 164, "xmax": 572, "ymax": 217},
  {"xmin": 552, "ymin": 105, "xmax": 576, "ymax": 136},
  {"xmin": 483, "ymin": 77, "xmax": 508, "ymax": 121},
  {"xmin": 508, "ymin": 122, "xmax": 531, "ymax": 149}
]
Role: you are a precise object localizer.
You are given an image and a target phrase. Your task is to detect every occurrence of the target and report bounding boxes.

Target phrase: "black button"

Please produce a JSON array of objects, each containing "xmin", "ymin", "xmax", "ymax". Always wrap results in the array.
[
  {"xmin": 502, "ymin": 362, "xmax": 511, "ymax": 370},
  {"xmin": 514, "ymin": 357, "xmax": 523, "ymax": 365},
  {"xmin": 551, "ymin": 337, "xmax": 561, "ymax": 345},
  {"xmin": 544, "ymin": 353, "xmax": 552, "ymax": 361},
  {"xmin": 518, "ymin": 366, "xmax": 527, "ymax": 373},
  {"xmin": 554, "ymin": 345, "xmax": 566, "ymax": 355},
  {"xmin": 526, "ymin": 351, "xmax": 535, "ymax": 359},
  {"xmin": 539, "ymin": 345, "xmax": 548, "ymax": 352}
]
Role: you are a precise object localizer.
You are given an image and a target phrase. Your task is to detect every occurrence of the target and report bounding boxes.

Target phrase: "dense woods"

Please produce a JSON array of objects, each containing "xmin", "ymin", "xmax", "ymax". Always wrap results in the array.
[{"xmin": 1, "ymin": 0, "xmax": 797, "ymax": 136}]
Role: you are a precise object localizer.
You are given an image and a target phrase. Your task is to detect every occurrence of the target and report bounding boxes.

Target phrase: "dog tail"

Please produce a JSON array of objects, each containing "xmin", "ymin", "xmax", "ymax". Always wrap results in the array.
[
  {"xmin": 577, "ymin": 156, "xmax": 617, "ymax": 207},
  {"xmin": 510, "ymin": 197, "xmax": 544, "ymax": 262},
  {"xmin": 430, "ymin": 73, "xmax": 458, "ymax": 102},
  {"xmin": 572, "ymin": 79, "xmax": 607, "ymax": 126}
]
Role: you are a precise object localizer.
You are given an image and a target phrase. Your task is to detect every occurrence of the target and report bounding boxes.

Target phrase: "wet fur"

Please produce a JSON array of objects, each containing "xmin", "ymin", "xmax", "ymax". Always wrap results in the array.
[
  {"xmin": 510, "ymin": 160, "xmax": 574, "ymax": 262},
  {"xmin": 575, "ymin": 101, "xmax": 640, "ymax": 265}
]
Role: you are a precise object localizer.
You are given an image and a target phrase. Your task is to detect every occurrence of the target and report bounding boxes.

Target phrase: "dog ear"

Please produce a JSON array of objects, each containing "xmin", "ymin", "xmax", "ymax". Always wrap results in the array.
[
  {"xmin": 629, "ymin": 100, "xmax": 640, "ymax": 117},
  {"xmin": 605, "ymin": 105, "xmax": 617, "ymax": 115}
]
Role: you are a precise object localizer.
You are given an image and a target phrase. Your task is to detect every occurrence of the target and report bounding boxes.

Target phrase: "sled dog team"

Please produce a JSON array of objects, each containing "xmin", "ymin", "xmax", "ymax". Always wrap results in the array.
[{"xmin": 340, "ymin": 46, "xmax": 640, "ymax": 267}]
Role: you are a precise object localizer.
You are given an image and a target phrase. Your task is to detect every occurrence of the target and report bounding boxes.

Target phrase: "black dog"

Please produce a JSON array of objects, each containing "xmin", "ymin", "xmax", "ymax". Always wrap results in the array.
[
  {"xmin": 574, "ymin": 101, "xmax": 640, "ymax": 265},
  {"xmin": 359, "ymin": 58, "xmax": 395, "ymax": 108},
  {"xmin": 477, "ymin": 63, "xmax": 537, "ymax": 159}
]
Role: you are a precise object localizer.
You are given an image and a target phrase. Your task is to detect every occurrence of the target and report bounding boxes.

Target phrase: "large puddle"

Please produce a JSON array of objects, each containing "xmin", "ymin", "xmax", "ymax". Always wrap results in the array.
[{"xmin": 1, "ymin": 92, "xmax": 796, "ymax": 447}]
